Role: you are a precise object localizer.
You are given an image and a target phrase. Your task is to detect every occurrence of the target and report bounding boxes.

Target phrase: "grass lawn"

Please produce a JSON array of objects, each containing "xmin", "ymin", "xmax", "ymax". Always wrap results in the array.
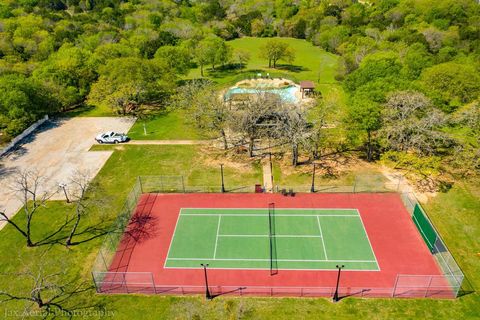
[
  {"xmin": 188, "ymin": 37, "xmax": 340, "ymax": 87},
  {"xmin": 127, "ymin": 109, "xmax": 203, "ymax": 140},
  {"xmin": 64, "ymin": 103, "xmax": 115, "ymax": 117},
  {"xmin": 133, "ymin": 37, "xmax": 345, "ymax": 141},
  {"xmin": 0, "ymin": 144, "xmax": 478, "ymax": 318}
]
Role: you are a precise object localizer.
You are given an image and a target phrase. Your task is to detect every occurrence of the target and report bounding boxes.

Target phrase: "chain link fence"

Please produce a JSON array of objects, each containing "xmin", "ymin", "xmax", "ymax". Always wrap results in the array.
[
  {"xmin": 91, "ymin": 274, "xmax": 456, "ymax": 298},
  {"xmin": 91, "ymin": 178, "xmax": 143, "ymax": 288},
  {"xmin": 91, "ymin": 174, "xmax": 465, "ymax": 298},
  {"xmin": 399, "ymin": 192, "xmax": 464, "ymax": 297}
]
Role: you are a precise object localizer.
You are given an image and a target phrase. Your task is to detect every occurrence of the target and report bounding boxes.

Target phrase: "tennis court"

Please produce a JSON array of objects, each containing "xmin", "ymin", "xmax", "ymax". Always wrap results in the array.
[
  {"xmin": 165, "ymin": 208, "xmax": 379, "ymax": 271},
  {"xmin": 96, "ymin": 192, "xmax": 458, "ymax": 298}
]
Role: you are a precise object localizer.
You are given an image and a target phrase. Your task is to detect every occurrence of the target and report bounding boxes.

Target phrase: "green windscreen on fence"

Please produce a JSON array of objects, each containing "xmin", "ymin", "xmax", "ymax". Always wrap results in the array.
[{"xmin": 412, "ymin": 204, "xmax": 437, "ymax": 252}]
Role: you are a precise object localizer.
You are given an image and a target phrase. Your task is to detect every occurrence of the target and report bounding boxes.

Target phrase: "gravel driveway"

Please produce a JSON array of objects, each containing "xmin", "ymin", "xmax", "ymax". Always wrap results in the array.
[{"xmin": 0, "ymin": 117, "xmax": 135, "ymax": 230}]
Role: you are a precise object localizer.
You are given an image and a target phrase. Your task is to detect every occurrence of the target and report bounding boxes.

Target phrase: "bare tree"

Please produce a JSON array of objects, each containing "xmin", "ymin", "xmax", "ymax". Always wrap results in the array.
[
  {"xmin": 0, "ymin": 253, "xmax": 95, "ymax": 318},
  {"xmin": 229, "ymin": 92, "xmax": 281, "ymax": 157},
  {"xmin": 277, "ymin": 106, "xmax": 309, "ymax": 166},
  {"xmin": 65, "ymin": 170, "xmax": 102, "ymax": 246},
  {"xmin": 382, "ymin": 91, "xmax": 455, "ymax": 155},
  {"xmin": 0, "ymin": 170, "xmax": 56, "ymax": 247},
  {"xmin": 172, "ymin": 80, "xmax": 230, "ymax": 149}
]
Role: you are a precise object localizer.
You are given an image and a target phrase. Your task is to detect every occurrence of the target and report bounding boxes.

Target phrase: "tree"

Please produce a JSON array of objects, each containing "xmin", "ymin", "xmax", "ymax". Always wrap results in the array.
[
  {"xmin": 0, "ymin": 252, "xmax": 94, "ymax": 317},
  {"xmin": 0, "ymin": 74, "xmax": 56, "ymax": 138},
  {"xmin": 347, "ymin": 98, "xmax": 382, "ymax": 162},
  {"xmin": 229, "ymin": 93, "xmax": 282, "ymax": 157},
  {"xmin": 92, "ymin": 43, "xmax": 138, "ymax": 66},
  {"xmin": 195, "ymin": 36, "xmax": 231, "ymax": 73},
  {"xmin": 448, "ymin": 102, "xmax": 480, "ymax": 177},
  {"xmin": 233, "ymin": 49, "xmax": 250, "ymax": 69},
  {"xmin": 259, "ymin": 39, "xmax": 295, "ymax": 68},
  {"xmin": 313, "ymin": 26, "xmax": 350, "ymax": 53},
  {"xmin": 172, "ymin": 80, "xmax": 230, "ymax": 149},
  {"xmin": 194, "ymin": 40, "xmax": 211, "ymax": 77},
  {"xmin": 278, "ymin": 106, "xmax": 309, "ymax": 166},
  {"xmin": 65, "ymin": 170, "xmax": 104, "ymax": 246},
  {"xmin": 88, "ymin": 57, "xmax": 176, "ymax": 114},
  {"xmin": 154, "ymin": 45, "xmax": 191, "ymax": 75},
  {"xmin": 0, "ymin": 170, "xmax": 56, "ymax": 247},
  {"xmin": 307, "ymin": 96, "xmax": 337, "ymax": 160},
  {"xmin": 401, "ymin": 43, "xmax": 433, "ymax": 79},
  {"xmin": 420, "ymin": 62, "xmax": 480, "ymax": 112},
  {"xmin": 344, "ymin": 52, "xmax": 403, "ymax": 93},
  {"xmin": 382, "ymin": 91, "xmax": 454, "ymax": 155},
  {"xmin": 33, "ymin": 44, "xmax": 96, "ymax": 111}
]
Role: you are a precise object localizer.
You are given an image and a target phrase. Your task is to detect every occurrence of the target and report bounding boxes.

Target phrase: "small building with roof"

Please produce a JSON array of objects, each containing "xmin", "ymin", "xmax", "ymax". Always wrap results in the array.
[{"xmin": 299, "ymin": 80, "xmax": 315, "ymax": 98}]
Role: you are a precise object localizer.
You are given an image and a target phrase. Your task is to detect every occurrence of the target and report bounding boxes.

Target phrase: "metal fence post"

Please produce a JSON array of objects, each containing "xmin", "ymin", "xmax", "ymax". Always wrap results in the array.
[
  {"xmin": 123, "ymin": 273, "xmax": 129, "ymax": 294},
  {"xmin": 353, "ymin": 176, "xmax": 357, "ymax": 193},
  {"xmin": 392, "ymin": 275, "xmax": 400, "ymax": 297},
  {"xmin": 181, "ymin": 176, "xmax": 185, "ymax": 193},
  {"xmin": 138, "ymin": 176, "xmax": 143, "ymax": 193},
  {"xmin": 91, "ymin": 272, "xmax": 99, "ymax": 293},
  {"xmin": 151, "ymin": 273, "xmax": 157, "ymax": 294},
  {"xmin": 396, "ymin": 175, "xmax": 402, "ymax": 192},
  {"xmin": 425, "ymin": 276, "xmax": 433, "ymax": 298}
]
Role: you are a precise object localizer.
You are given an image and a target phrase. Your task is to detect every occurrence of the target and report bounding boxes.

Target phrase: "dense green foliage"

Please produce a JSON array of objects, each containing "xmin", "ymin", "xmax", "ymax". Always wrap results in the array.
[{"xmin": 1, "ymin": 0, "xmax": 478, "ymax": 162}]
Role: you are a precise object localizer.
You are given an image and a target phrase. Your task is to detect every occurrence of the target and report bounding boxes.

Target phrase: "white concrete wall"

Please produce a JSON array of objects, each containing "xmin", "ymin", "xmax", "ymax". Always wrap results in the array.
[{"xmin": 0, "ymin": 115, "xmax": 49, "ymax": 157}]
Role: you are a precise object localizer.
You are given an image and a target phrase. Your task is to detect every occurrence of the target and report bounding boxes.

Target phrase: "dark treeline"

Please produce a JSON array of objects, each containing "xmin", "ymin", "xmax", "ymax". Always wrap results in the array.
[{"xmin": 0, "ymin": 0, "xmax": 479, "ymax": 180}]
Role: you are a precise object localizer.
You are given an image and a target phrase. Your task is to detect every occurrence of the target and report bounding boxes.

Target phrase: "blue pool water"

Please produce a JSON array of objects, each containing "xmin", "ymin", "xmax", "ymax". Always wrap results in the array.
[{"xmin": 225, "ymin": 85, "xmax": 299, "ymax": 103}]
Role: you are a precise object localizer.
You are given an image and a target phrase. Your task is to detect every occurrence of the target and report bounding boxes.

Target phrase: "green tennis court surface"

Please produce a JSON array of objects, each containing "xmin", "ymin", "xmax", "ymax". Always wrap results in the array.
[{"xmin": 165, "ymin": 208, "xmax": 379, "ymax": 271}]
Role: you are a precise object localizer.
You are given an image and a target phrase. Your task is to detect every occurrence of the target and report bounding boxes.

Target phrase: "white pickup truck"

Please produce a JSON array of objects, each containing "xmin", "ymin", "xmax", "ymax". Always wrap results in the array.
[{"xmin": 95, "ymin": 131, "xmax": 129, "ymax": 144}]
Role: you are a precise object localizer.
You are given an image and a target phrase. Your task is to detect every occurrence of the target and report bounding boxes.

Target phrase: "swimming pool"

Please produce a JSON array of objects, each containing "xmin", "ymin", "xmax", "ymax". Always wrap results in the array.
[{"xmin": 224, "ymin": 85, "xmax": 299, "ymax": 103}]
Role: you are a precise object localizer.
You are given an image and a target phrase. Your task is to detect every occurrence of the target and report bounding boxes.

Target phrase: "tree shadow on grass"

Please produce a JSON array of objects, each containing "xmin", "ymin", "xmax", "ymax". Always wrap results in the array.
[
  {"xmin": 275, "ymin": 64, "xmax": 310, "ymax": 73},
  {"xmin": 34, "ymin": 218, "xmax": 114, "ymax": 247}
]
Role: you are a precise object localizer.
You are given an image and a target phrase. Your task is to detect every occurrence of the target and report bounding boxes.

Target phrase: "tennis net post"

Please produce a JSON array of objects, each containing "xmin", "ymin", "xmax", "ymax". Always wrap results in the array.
[{"xmin": 268, "ymin": 202, "xmax": 278, "ymax": 275}]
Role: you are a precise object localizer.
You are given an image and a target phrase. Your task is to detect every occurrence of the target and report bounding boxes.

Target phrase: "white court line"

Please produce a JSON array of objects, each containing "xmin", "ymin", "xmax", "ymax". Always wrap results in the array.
[
  {"xmin": 163, "ymin": 208, "xmax": 184, "ymax": 268},
  {"xmin": 167, "ymin": 257, "xmax": 377, "ymax": 263},
  {"xmin": 355, "ymin": 209, "xmax": 381, "ymax": 271},
  {"xmin": 164, "ymin": 266, "xmax": 381, "ymax": 272},
  {"xmin": 167, "ymin": 208, "xmax": 380, "ymax": 271},
  {"xmin": 181, "ymin": 208, "xmax": 359, "ymax": 211},
  {"xmin": 218, "ymin": 234, "xmax": 322, "ymax": 238},
  {"xmin": 316, "ymin": 216, "xmax": 328, "ymax": 260},
  {"xmin": 180, "ymin": 213, "xmax": 359, "ymax": 217},
  {"xmin": 213, "ymin": 215, "xmax": 222, "ymax": 259}
]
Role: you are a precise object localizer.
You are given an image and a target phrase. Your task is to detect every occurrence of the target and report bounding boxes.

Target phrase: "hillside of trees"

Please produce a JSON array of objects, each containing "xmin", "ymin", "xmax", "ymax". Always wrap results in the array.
[{"xmin": 0, "ymin": 0, "xmax": 478, "ymax": 180}]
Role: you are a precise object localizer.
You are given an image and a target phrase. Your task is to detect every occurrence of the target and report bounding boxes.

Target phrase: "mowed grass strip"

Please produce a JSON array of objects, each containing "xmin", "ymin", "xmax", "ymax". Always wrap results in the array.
[
  {"xmin": 127, "ymin": 109, "xmax": 204, "ymax": 140},
  {"xmin": 188, "ymin": 37, "xmax": 340, "ymax": 86}
]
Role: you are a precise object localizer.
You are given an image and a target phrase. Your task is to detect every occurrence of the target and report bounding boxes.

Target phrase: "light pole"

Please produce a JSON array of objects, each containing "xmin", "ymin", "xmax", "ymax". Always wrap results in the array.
[
  {"xmin": 200, "ymin": 263, "xmax": 212, "ymax": 300},
  {"xmin": 333, "ymin": 264, "xmax": 344, "ymax": 302},
  {"xmin": 268, "ymin": 140, "xmax": 273, "ymax": 192},
  {"xmin": 220, "ymin": 164, "xmax": 225, "ymax": 193},
  {"xmin": 310, "ymin": 163, "xmax": 317, "ymax": 193},
  {"xmin": 59, "ymin": 183, "xmax": 70, "ymax": 203}
]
